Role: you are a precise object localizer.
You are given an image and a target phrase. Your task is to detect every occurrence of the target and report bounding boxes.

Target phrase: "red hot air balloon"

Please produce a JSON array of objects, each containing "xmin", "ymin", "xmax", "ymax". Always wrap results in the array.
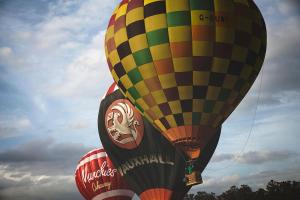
[{"xmin": 75, "ymin": 148, "xmax": 135, "ymax": 200}]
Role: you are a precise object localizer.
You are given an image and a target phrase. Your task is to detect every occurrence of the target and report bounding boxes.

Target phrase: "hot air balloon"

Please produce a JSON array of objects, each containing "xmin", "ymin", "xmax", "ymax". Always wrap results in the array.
[
  {"xmin": 75, "ymin": 148, "xmax": 135, "ymax": 200},
  {"xmin": 98, "ymin": 83, "xmax": 221, "ymax": 199},
  {"xmin": 104, "ymin": 0, "xmax": 266, "ymax": 185}
]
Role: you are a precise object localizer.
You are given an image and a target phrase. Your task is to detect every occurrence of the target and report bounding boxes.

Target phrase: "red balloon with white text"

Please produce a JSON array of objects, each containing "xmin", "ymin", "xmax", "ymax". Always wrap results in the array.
[{"xmin": 75, "ymin": 148, "xmax": 134, "ymax": 200}]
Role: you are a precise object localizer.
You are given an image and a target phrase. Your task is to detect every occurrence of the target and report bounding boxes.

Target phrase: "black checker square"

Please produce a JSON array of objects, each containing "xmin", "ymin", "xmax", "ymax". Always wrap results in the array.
[
  {"xmin": 114, "ymin": 62, "xmax": 126, "ymax": 78},
  {"xmin": 160, "ymin": 117, "xmax": 171, "ymax": 130},
  {"xmin": 144, "ymin": 1, "xmax": 166, "ymax": 18},
  {"xmin": 117, "ymin": 41, "xmax": 132, "ymax": 60},
  {"xmin": 209, "ymin": 72, "xmax": 226, "ymax": 87},
  {"xmin": 228, "ymin": 60, "xmax": 244, "ymax": 75},
  {"xmin": 193, "ymin": 86, "xmax": 207, "ymax": 99},
  {"xmin": 127, "ymin": 20, "xmax": 146, "ymax": 39},
  {"xmin": 117, "ymin": 80, "xmax": 127, "ymax": 93},
  {"xmin": 174, "ymin": 113, "xmax": 184, "ymax": 126},
  {"xmin": 180, "ymin": 100, "xmax": 193, "ymax": 112}
]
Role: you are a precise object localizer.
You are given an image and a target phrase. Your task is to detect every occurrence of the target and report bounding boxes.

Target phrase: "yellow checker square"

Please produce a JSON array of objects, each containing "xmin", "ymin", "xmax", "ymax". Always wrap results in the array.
[
  {"xmin": 169, "ymin": 100, "xmax": 182, "ymax": 114},
  {"xmin": 120, "ymin": 75, "xmax": 133, "ymax": 89},
  {"xmin": 216, "ymin": 27, "xmax": 235, "ymax": 43},
  {"xmin": 214, "ymin": 0, "xmax": 234, "ymax": 12},
  {"xmin": 111, "ymin": 69, "xmax": 120, "ymax": 83},
  {"xmin": 223, "ymin": 74, "xmax": 239, "ymax": 89},
  {"xmin": 234, "ymin": 0, "xmax": 249, "ymax": 6},
  {"xmin": 135, "ymin": 81, "xmax": 150, "ymax": 96},
  {"xmin": 158, "ymin": 73, "xmax": 177, "ymax": 89},
  {"xmin": 212, "ymin": 57, "xmax": 230, "ymax": 73},
  {"xmin": 105, "ymin": 26, "xmax": 115, "ymax": 42},
  {"xmin": 150, "ymin": 44, "xmax": 171, "ymax": 60},
  {"xmin": 108, "ymin": 50, "xmax": 120, "ymax": 66},
  {"xmin": 154, "ymin": 119, "xmax": 167, "ymax": 132},
  {"xmin": 168, "ymin": 26, "xmax": 191, "ymax": 42},
  {"xmin": 145, "ymin": 14, "xmax": 167, "ymax": 32},
  {"xmin": 115, "ymin": 3, "xmax": 127, "ymax": 20},
  {"xmin": 114, "ymin": 29, "xmax": 128, "ymax": 47},
  {"xmin": 139, "ymin": 63, "xmax": 157, "ymax": 79},
  {"xmin": 239, "ymin": 83, "xmax": 250, "ymax": 96},
  {"xmin": 121, "ymin": 55, "xmax": 136, "ymax": 72},
  {"xmin": 249, "ymin": 36, "xmax": 261, "ymax": 54},
  {"xmin": 125, "ymin": 91, "xmax": 136, "ymax": 104},
  {"xmin": 236, "ymin": 17, "xmax": 252, "ymax": 33},
  {"xmin": 178, "ymin": 86, "xmax": 193, "ymax": 100},
  {"xmin": 173, "ymin": 57, "xmax": 193, "ymax": 72},
  {"xmin": 240, "ymin": 65, "xmax": 252, "ymax": 79},
  {"xmin": 151, "ymin": 105, "xmax": 164, "ymax": 119},
  {"xmin": 183, "ymin": 112, "xmax": 193, "ymax": 125},
  {"xmin": 231, "ymin": 45, "xmax": 248, "ymax": 62},
  {"xmin": 207, "ymin": 86, "xmax": 221, "ymax": 100},
  {"xmin": 126, "ymin": 7, "xmax": 144, "ymax": 26},
  {"xmin": 151, "ymin": 90, "xmax": 167, "ymax": 104},
  {"xmin": 200, "ymin": 113, "xmax": 210, "ymax": 125},
  {"xmin": 193, "ymin": 99, "xmax": 204, "ymax": 112},
  {"xmin": 136, "ymin": 98, "xmax": 150, "ymax": 111},
  {"xmin": 166, "ymin": 0, "xmax": 189, "ymax": 12},
  {"xmin": 212, "ymin": 101, "xmax": 225, "ymax": 114},
  {"xmin": 144, "ymin": 0, "xmax": 163, "ymax": 6},
  {"xmin": 192, "ymin": 41, "xmax": 213, "ymax": 56},
  {"xmin": 105, "ymin": 46, "xmax": 108, "ymax": 57},
  {"xmin": 193, "ymin": 71, "xmax": 210, "ymax": 85},
  {"xmin": 129, "ymin": 34, "xmax": 148, "ymax": 53},
  {"xmin": 165, "ymin": 115, "xmax": 177, "ymax": 127},
  {"xmin": 191, "ymin": 10, "xmax": 214, "ymax": 26}
]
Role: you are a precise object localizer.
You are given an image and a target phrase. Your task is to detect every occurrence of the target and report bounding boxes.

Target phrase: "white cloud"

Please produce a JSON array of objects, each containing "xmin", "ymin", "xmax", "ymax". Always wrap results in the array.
[
  {"xmin": 0, "ymin": 116, "xmax": 32, "ymax": 139},
  {"xmin": 0, "ymin": 47, "xmax": 13, "ymax": 57},
  {"xmin": 48, "ymin": 30, "xmax": 112, "ymax": 98},
  {"xmin": 211, "ymin": 150, "xmax": 298, "ymax": 165}
]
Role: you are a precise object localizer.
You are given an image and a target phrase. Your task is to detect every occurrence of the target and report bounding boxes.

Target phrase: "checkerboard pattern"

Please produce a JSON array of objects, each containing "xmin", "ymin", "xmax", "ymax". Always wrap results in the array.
[{"xmin": 105, "ymin": 0, "xmax": 266, "ymax": 134}]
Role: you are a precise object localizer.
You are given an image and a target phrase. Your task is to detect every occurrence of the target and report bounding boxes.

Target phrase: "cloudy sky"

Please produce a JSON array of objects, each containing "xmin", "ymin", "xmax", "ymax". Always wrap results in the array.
[{"xmin": 0, "ymin": 0, "xmax": 299, "ymax": 199}]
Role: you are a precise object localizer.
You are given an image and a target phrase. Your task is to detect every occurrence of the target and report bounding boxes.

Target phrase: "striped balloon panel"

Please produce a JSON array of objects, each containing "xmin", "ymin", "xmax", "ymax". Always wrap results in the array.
[{"xmin": 105, "ymin": 0, "xmax": 266, "ymax": 134}]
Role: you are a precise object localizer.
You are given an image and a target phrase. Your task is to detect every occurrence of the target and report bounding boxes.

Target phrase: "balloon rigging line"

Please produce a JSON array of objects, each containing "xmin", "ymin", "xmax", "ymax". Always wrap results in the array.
[{"xmin": 206, "ymin": 65, "xmax": 265, "ymax": 172}]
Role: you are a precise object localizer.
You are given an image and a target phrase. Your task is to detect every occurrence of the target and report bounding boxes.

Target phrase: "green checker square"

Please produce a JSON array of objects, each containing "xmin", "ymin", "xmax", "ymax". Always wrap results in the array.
[
  {"xmin": 167, "ymin": 11, "xmax": 191, "ymax": 27},
  {"xmin": 128, "ymin": 87, "xmax": 141, "ymax": 99},
  {"xmin": 133, "ymin": 48, "xmax": 152, "ymax": 66},
  {"xmin": 218, "ymin": 88, "xmax": 231, "ymax": 101},
  {"xmin": 190, "ymin": 0, "xmax": 213, "ymax": 10},
  {"xmin": 203, "ymin": 100, "xmax": 215, "ymax": 113},
  {"xmin": 128, "ymin": 68, "xmax": 143, "ymax": 84},
  {"xmin": 147, "ymin": 28, "xmax": 169, "ymax": 47},
  {"xmin": 135, "ymin": 102, "xmax": 144, "ymax": 113},
  {"xmin": 192, "ymin": 112, "xmax": 201, "ymax": 125}
]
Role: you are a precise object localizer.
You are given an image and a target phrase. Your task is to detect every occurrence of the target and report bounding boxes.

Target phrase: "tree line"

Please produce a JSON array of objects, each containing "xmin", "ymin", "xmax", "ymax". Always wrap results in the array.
[{"xmin": 184, "ymin": 180, "xmax": 300, "ymax": 200}]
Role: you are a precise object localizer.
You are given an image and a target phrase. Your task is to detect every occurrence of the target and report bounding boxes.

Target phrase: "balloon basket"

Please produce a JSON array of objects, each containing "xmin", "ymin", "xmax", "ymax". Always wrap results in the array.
[{"xmin": 185, "ymin": 170, "xmax": 203, "ymax": 186}]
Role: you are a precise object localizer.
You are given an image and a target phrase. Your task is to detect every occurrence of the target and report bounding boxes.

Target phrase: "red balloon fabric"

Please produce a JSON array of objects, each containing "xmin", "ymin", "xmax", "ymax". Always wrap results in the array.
[{"xmin": 75, "ymin": 148, "xmax": 134, "ymax": 200}]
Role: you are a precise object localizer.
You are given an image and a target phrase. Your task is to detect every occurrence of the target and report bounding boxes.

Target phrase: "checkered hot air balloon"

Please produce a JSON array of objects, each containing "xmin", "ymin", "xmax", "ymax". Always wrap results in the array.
[{"xmin": 105, "ymin": 0, "xmax": 267, "ymax": 185}]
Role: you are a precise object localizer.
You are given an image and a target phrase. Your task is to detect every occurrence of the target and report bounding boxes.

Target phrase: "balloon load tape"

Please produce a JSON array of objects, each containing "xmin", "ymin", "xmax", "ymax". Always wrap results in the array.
[{"xmin": 184, "ymin": 160, "xmax": 203, "ymax": 187}]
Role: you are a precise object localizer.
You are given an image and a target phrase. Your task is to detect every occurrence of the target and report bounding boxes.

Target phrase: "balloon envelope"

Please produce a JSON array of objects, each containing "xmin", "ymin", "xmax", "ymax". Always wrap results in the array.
[
  {"xmin": 99, "ymin": 88, "xmax": 189, "ymax": 199},
  {"xmin": 105, "ymin": 0, "xmax": 266, "ymax": 184},
  {"xmin": 75, "ymin": 148, "xmax": 135, "ymax": 200}
]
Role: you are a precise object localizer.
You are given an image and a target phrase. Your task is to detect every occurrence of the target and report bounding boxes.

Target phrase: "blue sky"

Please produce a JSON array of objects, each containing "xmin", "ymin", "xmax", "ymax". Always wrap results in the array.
[{"xmin": 0, "ymin": 0, "xmax": 299, "ymax": 199}]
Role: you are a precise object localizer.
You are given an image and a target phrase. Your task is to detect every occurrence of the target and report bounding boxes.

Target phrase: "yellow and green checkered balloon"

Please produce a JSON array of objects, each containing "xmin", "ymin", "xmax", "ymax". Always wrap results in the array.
[{"xmin": 105, "ymin": 0, "xmax": 266, "ymax": 160}]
